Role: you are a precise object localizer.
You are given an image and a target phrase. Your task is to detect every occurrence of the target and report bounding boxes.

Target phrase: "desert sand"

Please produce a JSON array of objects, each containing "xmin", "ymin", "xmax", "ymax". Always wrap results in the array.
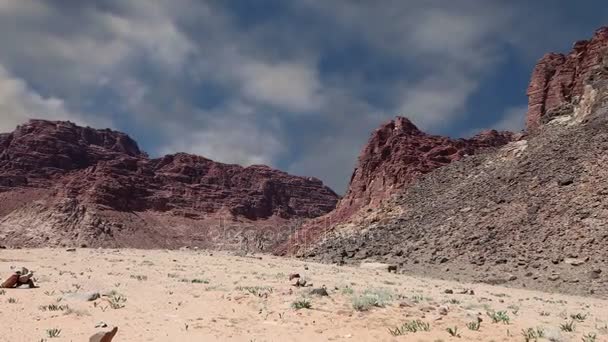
[{"xmin": 1, "ymin": 248, "xmax": 606, "ymax": 341}]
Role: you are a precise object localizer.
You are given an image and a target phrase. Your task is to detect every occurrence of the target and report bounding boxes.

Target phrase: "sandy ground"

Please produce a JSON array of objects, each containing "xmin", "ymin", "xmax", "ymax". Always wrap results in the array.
[{"xmin": 0, "ymin": 249, "xmax": 606, "ymax": 342}]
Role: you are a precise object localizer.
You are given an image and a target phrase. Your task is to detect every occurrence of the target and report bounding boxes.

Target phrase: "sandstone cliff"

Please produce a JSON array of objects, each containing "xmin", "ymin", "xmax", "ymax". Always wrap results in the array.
[
  {"xmin": 0, "ymin": 120, "xmax": 338, "ymax": 249},
  {"xmin": 527, "ymin": 26, "xmax": 608, "ymax": 130},
  {"xmin": 278, "ymin": 118, "xmax": 513, "ymax": 254}
]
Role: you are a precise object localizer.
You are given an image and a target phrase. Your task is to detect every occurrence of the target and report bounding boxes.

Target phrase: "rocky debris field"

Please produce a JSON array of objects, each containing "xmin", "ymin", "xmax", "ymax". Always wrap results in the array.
[{"xmin": 1, "ymin": 248, "xmax": 607, "ymax": 341}]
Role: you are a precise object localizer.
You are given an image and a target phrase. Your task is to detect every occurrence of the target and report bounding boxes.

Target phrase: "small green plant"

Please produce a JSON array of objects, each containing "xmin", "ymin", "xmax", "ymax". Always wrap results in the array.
[
  {"xmin": 236, "ymin": 286, "xmax": 273, "ymax": 296},
  {"xmin": 130, "ymin": 274, "xmax": 148, "ymax": 281},
  {"xmin": 582, "ymin": 333, "xmax": 597, "ymax": 342},
  {"xmin": 167, "ymin": 273, "xmax": 179, "ymax": 278},
  {"xmin": 466, "ymin": 321, "xmax": 481, "ymax": 331},
  {"xmin": 570, "ymin": 313, "xmax": 587, "ymax": 322},
  {"xmin": 180, "ymin": 278, "xmax": 209, "ymax": 284},
  {"xmin": 540, "ymin": 311, "xmax": 550, "ymax": 317},
  {"xmin": 43, "ymin": 290, "xmax": 55, "ymax": 296},
  {"xmin": 487, "ymin": 310, "xmax": 510, "ymax": 324},
  {"xmin": 291, "ymin": 298, "xmax": 312, "ymax": 310},
  {"xmin": 191, "ymin": 278, "xmax": 209, "ymax": 284},
  {"xmin": 341, "ymin": 286, "xmax": 354, "ymax": 295},
  {"xmin": 0, "ymin": 289, "xmax": 5, "ymax": 295},
  {"xmin": 560, "ymin": 320, "xmax": 576, "ymax": 332},
  {"xmin": 7, "ymin": 297, "xmax": 17, "ymax": 304},
  {"xmin": 388, "ymin": 320, "xmax": 431, "ymax": 335},
  {"xmin": 46, "ymin": 329, "xmax": 61, "ymax": 338},
  {"xmin": 108, "ymin": 294, "xmax": 127, "ymax": 309},
  {"xmin": 352, "ymin": 288, "xmax": 393, "ymax": 311},
  {"xmin": 448, "ymin": 299, "xmax": 460, "ymax": 305},
  {"xmin": 446, "ymin": 327, "xmax": 461, "ymax": 338},
  {"xmin": 411, "ymin": 294, "xmax": 427, "ymax": 303},
  {"xmin": 521, "ymin": 327, "xmax": 545, "ymax": 341},
  {"xmin": 39, "ymin": 304, "xmax": 70, "ymax": 312}
]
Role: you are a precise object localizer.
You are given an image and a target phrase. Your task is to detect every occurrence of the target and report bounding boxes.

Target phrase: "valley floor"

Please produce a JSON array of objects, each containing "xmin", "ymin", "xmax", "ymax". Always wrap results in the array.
[{"xmin": 0, "ymin": 249, "xmax": 606, "ymax": 341}]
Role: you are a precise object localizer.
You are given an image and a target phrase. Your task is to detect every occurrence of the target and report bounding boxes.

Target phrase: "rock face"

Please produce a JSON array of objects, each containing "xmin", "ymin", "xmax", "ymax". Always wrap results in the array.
[
  {"xmin": 277, "ymin": 117, "xmax": 513, "ymax": 254},
  {"xmin": 340, "ymin": 117, "xmax": 513, "ymax": 218},
  {"xmin": 303, "ymin": 27, "xmax": 608, "ymax": 298},
  {"xmin": 527, "ymin": 26, "xmax": 608, "ymax": 130},
  {"xmin": 0, "ymin": 120, "xmax": 338, "ymax": 248}
]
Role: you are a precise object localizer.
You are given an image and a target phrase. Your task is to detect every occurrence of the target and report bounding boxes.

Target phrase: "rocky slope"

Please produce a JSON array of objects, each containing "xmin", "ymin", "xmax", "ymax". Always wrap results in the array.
[
  {"xmin": 300, "ymin": 27, "xmax": 608, "ymax": 297},
  {"xmin": 0, "ymin": 120, "xmax": 338, "ymax": 249},
  {"xmin": 278, "ymin": 118, "xmax": 514, "ymax": 254}
]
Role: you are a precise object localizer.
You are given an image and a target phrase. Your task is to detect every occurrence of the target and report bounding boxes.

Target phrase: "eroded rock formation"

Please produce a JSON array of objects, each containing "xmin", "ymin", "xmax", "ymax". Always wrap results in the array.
[
  {"xmin": 527, "ymin": 26, "xmax": 608, "ymax": 130},
  {"xmin": 0, "ymin": 120, "xmax": 338, "ymax": 248}
]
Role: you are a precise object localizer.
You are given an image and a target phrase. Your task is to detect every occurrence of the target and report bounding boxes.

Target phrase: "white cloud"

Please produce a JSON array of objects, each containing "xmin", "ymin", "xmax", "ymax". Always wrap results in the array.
[
  {"xmin": 0, "ymin": 64, "xmax": 109, "ymax": 132},
  {"xmin": 396, "ymin": 72, "xmax": 478, "ymax": 130},
  {"xmin": 159, "ymin": 115, "xmax": 285, "ymax": 167},
  {"xmin": 237, "ymin": 61, "xmax": 323, "ymax": 112}
]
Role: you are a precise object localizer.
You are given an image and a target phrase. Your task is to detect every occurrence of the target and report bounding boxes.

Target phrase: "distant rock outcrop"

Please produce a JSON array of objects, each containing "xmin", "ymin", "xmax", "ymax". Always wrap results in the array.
[
  {"xmin": 278, "ymin": 117, "xmax": 513, "ymax": 254},
  {"xmin": 527, "ymin": 26, "xmax": 608, "ymax": 130},
  {"xmin": 340, "ymin": 117, "xmax": 513, "ymax": 218},
  {"xmin": 0, "ymin": 120, "xmax": 338, "ymax": 249}
]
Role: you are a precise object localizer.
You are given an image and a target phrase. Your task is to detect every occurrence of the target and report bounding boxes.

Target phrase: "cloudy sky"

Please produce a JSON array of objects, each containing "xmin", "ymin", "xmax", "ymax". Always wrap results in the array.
[{"xmin": 0, "ymin": 1, "xmax": 606, "ymax": 193}]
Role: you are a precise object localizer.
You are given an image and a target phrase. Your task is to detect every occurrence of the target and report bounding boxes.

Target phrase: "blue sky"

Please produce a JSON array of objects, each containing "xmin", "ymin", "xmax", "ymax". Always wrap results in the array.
[{"xmin": 0, "ymin": 1, "xmax": 606, "ymax": 193}]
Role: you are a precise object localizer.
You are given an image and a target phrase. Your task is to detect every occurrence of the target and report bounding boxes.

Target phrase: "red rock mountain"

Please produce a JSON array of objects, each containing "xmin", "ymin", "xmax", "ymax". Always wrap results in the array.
[
  {"xmin": 279, "ymin": 117, "xmax": 514, "ymax": 254},
  {"xmin": 527, "ymin": 26, "xmax": 608, "ymax": 130},
  {"xmin": 297, "ymin": 26, "xmax": 608, "ymax": 297},
  {"xmin": 0, "ymin": 120, "xmax": 338, "ymax": 248}
]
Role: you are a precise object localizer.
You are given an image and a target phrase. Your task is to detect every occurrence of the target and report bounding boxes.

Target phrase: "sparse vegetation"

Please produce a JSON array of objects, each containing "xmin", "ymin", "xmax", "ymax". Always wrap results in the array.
[
  {"xmin": 487, "ymin": 310, "xmax": 510, "ymax": 324},
  {"xmin": 411, "ymin": 294, "xmax": 427, "ymax": 303},
  {"xmin": 521, "ymin": 327, "xmax": 545, "ymax": 341},
  {"xmin": 341, "ymin": 286, "xmax": 354, "ymax": 295},
  {"xmin": 39, "ymin": 304, "xmax": 70, "ymax": 312},
  {"xmin": 0, "ymin": 290, "xmax": 5, "ymax": 295},
  {"xmin": 291, "ymin": 298, "xmax": 312, "ymax": 310},
  {"xmin": 560, "ymin": 320, "xmax": 576, "ymax": 332},
  {"xmin": 180, "ymin": 278, "xmax": 209, "ymax": 284},
  {"xmin": 582, "ymin": 333, "xmax": 597, "ymax": 342},
  {"xmin": 570, "ymin": 313, "xmax": 587, "ymax": 322},
  {"xmin": 108, "ymin": 294, "xmax": 127, "ymax": 309},
  {"xmin": 130, "ymin": 274, "xmax": 148, "ymax": 281},
  {"xmin": 46, "ymin": 329, "xmax": 61, "ymax": 338},
  {"xmin": 446, "ymin": 326, "xmax": 460, "ymax": 338},
  {"xmin": 7, "ymin": 297, "xmax": 17, "ymax": 304},
  {"xmin": 466, "ymin": 321, "xmax": 481, "ymax": 331},
  {"xmin": 388, "ymin": 320, "xmax": 431, "ymax": 336},
  {"xmin": 352, "ymin": 288, "xmax": 393, "ymax": 311},
  {"xmin": 236, "ymin": 286, "xmax": 273, "ymax": 296}
]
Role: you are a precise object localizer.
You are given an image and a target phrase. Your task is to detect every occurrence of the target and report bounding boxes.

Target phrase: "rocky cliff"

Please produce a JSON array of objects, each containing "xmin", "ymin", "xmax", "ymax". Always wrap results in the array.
[
  {"xmin": 0, "ymin": 120, "xmax": 338, "ymax": 249},
  {"xmin": 341, "ymin": 117, "xmax": 513, "ymax": 217},
  {"xmin": 301, "ymin": 27, "xmax": 608, "ymax": 297},
  {"xmin": 527, "ymin": 26, "xmax": 608, "ymax": 130},
  {"xmin": 278, "ymin": 117, "xmax": 513, "ymax": 254}
]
